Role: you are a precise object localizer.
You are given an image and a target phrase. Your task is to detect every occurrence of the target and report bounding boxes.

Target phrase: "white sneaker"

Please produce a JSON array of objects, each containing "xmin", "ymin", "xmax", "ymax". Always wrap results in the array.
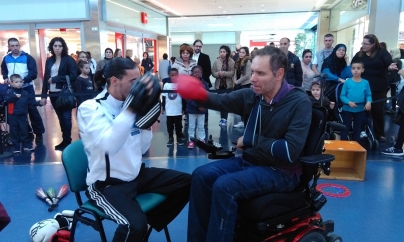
[
  {"xmin": 360, "ymin": 131, "xmax": 367, "ymax": 138},
  {"xmin": 234, "ymin": 121, "xmax": 244, "ymax": 128},
  {"xmin": 219, "ymin": 118, "xmax": 227, "ymax": 126}
]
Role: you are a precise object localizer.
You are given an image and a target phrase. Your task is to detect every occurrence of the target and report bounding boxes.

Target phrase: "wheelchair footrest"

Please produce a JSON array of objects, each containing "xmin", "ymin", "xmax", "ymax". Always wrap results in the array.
[{"xmin": 322, "ymin": 220, "xmax": 334, "ymax": 233}]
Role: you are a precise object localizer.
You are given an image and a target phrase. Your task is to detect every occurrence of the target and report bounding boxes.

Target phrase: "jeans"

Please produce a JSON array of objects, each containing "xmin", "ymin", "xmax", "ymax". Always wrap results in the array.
[
  {"xmin": 188, "ymin": 114, "xmax": 205, "ymax": 141},
  {"xmin": 187, "ymin": 156, "xmax": 299, "ymax": 242},
  {"xmin": 50, "ymin": 94, "xmax": 72, "ymax": 142},
  {"xmin": 341, "ymin": 111, "xmax": 364, "ymax": 142},
  {"xmin": 23, "ymin": 85, "xmax": 45, "ymax": 134}
]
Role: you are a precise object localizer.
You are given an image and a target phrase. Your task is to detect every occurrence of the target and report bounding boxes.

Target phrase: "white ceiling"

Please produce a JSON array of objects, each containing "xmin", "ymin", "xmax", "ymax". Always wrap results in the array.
[{"xmin": 131, "ymin": 0, "xmax": 345, "ymax": 32}]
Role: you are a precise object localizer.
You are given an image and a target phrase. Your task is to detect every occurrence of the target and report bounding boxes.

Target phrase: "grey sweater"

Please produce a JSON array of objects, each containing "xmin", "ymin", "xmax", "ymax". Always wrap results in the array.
[{"xmin": 203, "ymin": 87, "xmax": 311, "ymax": 169}]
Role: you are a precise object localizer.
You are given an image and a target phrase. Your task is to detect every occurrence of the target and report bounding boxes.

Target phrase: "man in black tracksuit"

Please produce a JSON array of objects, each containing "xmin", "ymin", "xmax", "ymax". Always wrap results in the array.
[
  {"xmin": 5, "ymin": 74, "xmax": 41, "ymax": 153},
  {"xmin": 279, "ymin": 37, "xmax": 303, "ymax": 87}
]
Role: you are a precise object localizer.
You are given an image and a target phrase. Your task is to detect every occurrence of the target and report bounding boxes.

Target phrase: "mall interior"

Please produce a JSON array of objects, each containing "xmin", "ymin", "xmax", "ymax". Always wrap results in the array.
[{"xmin": 1, "ymin": 0, "xmax": 404, "ymax": 241}]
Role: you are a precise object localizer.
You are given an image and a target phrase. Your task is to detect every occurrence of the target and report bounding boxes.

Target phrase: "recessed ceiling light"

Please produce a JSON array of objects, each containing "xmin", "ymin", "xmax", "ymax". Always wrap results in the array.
[
  {"xmin": 218, "ymin": 6, "xmax": 222, "ymax": 8},
  {"xmin": 261, "ymin": 5, "xmax": 264, "ymax": 6},
  {"xmin": 222, "ymin": 10, "xmax": 226, "ymax": 13}
]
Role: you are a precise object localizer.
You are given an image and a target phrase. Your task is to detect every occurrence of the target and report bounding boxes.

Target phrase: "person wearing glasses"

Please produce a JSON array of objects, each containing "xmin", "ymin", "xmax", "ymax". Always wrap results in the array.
[
  {"xmin": 352, "ymin": 34, "xmax": 398, "ymax": 142},
  {"xmin": 193, "ymin": 39, "xmax": 212, "ymax": 88}
]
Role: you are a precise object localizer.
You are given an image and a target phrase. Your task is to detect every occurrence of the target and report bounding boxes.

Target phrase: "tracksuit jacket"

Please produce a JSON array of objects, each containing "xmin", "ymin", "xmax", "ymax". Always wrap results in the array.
[
  {"xmin": 1, "ymin": 51, "xmax": 37, "ymax": 88},
  {"xmin": 77, "ymin": 89, "xmax": 153, "ymax": 185}
]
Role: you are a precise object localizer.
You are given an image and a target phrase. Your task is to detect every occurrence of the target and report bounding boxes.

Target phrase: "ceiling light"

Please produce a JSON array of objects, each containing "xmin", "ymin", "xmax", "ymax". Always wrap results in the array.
[
  {"xmin": 107, "ymin": 0, "xmax": 139, "ymax": 12},
  {"xmin": 218, "ymin": 6, "xmax": 222, "ymax": 8},
  {"xmin": 147, "ymin": 0, "xmax": 182, "ymax": 16},
  {"xmin": 222, "ymin": 10, "xmax": 226, "ymax": 13},
  {"xmin": 261, "ymin": 4, "xmax": 265, "ymax": 6},
  {"xmin": 208, "ymin": 23, "xmax": 233, "ymax": 27}
]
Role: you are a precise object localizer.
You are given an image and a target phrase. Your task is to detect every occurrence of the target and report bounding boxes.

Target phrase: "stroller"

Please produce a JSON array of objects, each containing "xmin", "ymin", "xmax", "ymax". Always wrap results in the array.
[
  {"xmin": 327, "ymin": 82, "xmax": 379, "ymax": 150},
  {"xmin": 0, "ymin": 83, "xmax": 11, "ymax": 148}
]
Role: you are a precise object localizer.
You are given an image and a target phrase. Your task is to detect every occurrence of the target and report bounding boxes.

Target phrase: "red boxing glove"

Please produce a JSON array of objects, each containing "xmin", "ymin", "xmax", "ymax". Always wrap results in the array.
[
  {"xmin": 50, "ymin": 230, "xmax": 71, "ymax": 242},
  {"xmin": 174, "ymin": 75, "xmax": 208, "ymax": 102}
]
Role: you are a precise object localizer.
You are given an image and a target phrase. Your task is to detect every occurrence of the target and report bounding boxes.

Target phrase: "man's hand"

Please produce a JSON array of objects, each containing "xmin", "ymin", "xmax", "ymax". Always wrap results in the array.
[
  {"xmin": 48, "ymin": 78, "xmax": 52, "ymax": 84},
  {"xmin": 348, "ymin": 101, "xmax": 357, "ymax": 108},
  {"xmin": 40, "ymin": 98, "xmax": 47, "ymax": 106},
  {"xmin": 236, "ymin": 136, "xmax": 244, "ymax": 150},
  {"xmin": 365, "ymin": 102, "xmax": 371, "ymax": 111},
  {"xmin": 198, "ymin": 107, "xmax": 205, "ymax": 112},
  {"xmin": 330, "ymin": 102, "xmax": 335, "ymax": 109}
]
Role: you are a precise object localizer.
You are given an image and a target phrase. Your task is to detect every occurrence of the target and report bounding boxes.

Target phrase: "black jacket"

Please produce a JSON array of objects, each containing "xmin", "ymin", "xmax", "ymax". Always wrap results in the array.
[
  {"xmin": 285, "ymin": 51, "xmax": 303, "ymax": 87},
  {"xmin": 352, "ymin": 48, "xmax": 392, "ymax": 92},
  {"xmin": 41, "ymin": 55, "xmax": 77, "ymax": 98},
  {"xmin": 197, "ymin": 52, "xmax": 212, "ymax": 88},
  {"xmin": 202, "ymin": 86, "xmax": 311, "ymax": 169},
  {"xmin": 5, "ymin": 87, "xmax": 40, "ymax": 115}
]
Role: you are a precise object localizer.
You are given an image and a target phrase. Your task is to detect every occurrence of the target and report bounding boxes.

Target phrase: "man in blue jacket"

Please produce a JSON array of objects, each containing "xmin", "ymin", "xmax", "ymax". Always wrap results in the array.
[{"xmin": 1, "ymin": 38, "xmax": 45, "ymax": 142}]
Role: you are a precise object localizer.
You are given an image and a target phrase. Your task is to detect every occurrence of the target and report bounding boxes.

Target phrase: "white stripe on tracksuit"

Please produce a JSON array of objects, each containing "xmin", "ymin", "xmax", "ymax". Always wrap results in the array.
[{"xmin": 87, "ymin": 184, "xmax": 131, "ymax": 241}]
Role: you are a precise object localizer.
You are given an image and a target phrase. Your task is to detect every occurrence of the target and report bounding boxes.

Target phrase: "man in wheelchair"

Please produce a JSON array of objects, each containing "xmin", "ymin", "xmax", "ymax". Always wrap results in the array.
[{"xmin": 176, "ymin": 46, "xmax": 314, "ymax": 242}]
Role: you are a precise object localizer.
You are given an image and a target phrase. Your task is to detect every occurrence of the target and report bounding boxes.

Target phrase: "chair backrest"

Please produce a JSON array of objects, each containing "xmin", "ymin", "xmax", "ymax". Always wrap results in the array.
[
  {"xmin": 300, "ymin": 107, "xmax": 327, "ymax": 184},
  {"xmin": 62, "ymin": 140, "xmax": 89, "ymax": 193}
]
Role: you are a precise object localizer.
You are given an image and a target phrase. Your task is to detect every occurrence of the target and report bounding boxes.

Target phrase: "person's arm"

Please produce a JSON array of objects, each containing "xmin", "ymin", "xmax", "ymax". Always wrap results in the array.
[
  {"xmin": 211, "ymin": 60, "xmax": 219, "ymax": 78},
  {"xmin": 75, "ymin": 77, "xmax": 83, "ymax": 106},
  {"xmin": 365, "ymin": 81, "xmax": 372, "ymax": 103},
  {"xmin": 311, "ymin": 55, "xmax": 319, "ymax": 75},
  {"xmin": 340, "ymin": 65, "xmax": 353, "ymax": 79},
  {"xmin": 251, "ymin": 97, "xmax": 312, "ymax": 164},
  {"xmin": 150, "ymin": 59, "xmax": 154, "ymax": 69},
  {"xmin": 4, "ymin": 89, "xmax": 18, "ymax": 103},
  {"xmin": 223, "ymin": 59, "xmax": 235, "ymax": 78},
  {"xmin": 322, "ymin": 68, "xmax": 341, "ymax": 82},
  {"xmin": 1, "ymin": 57, "xmax": 8, "ymax": 80},
  {"xmin": 24, "ymin": 54, "xmax": 38, "ymax": 84},
  {"xmin": 294, "ymin": 57, "xmax": 303, "ymax": 87},
  {"xmin": 78, "ymin": 100, "xmax": 136, "ymax": 155},
  {"xmin": 205, "ymin": 55, "xmax": 212, "ymax": 79},
  {"xmin": 41, "ymin": 58, "xmax": 51, "ymax": 99},
  {"xmin": 140, "ymin": 129, "xmax": 153, "ymax": 154},
  {"xmin": 161, "ymin": 96, "xmax": 166, "ymax": 112},
  {"xmin": 235, "ymin": 61, "xmax": 251, "ymax": 85},
  {"xmin": 339, "ymin": 81, "xmax": 350, "ymax": 104},
  {"xmin": 202, "ymin": 88, "xmax": 251, "ymax": 116},
  {"xmin": 51, "ymin": 56, "xmax": 77, "ymax": 85}
]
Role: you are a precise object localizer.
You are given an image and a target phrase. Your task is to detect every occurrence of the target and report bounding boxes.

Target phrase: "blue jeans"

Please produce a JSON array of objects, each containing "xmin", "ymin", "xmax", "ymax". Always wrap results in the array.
[
  {"xmin": 23, "ymin": 85, "xmax": 45, "ymax": 134},
  {"xmin": 187, "ymin": 156, "xmax": 299, "ymax": 242},
  {"xmin": 50, "ymin": 94, "xmax": 72, "ymax": 142}
]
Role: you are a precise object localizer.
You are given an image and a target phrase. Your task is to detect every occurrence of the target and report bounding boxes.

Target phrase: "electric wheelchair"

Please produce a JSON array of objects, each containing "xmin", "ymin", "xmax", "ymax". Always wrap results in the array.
[{"xmin": 191, "ymin": 106, "xmax": 342, "ymax": 242}]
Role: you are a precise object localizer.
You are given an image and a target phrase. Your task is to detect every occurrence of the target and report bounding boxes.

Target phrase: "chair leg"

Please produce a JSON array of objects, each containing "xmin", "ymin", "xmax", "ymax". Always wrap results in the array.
[
  {"xmin": 163, "ymin": 226, "xmax": 171, "ymax": 242},
  {"xmin": 95, "ymin": 216, "xmax": 108, "ymax": 242},
  {"xmin": 69, "ymin": 218, "xmax": 78, "ymax": 242}
]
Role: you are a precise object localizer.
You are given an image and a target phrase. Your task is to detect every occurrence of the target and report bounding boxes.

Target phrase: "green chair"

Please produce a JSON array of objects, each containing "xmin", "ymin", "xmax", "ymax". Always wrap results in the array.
[{"xmin": 62, "ymin": 140, "xmax": 171, "ymax": 242}]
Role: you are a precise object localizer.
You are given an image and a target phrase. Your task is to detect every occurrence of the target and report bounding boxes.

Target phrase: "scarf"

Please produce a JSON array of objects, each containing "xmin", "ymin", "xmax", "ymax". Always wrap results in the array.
[
  {"xmin": 219, "ymin": 58, "xmax": 229, "ymax": 89},
  {"xmin": 321, "ymin": 43, "xmax": 347, "ymax": 76},
  {"xmin": 234, "ymin": 56, "xmax": 251, "ymax": 80}
]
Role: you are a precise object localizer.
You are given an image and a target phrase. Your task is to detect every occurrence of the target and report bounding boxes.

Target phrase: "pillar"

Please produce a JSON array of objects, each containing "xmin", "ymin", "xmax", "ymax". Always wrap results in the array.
[
  {"xmin": 316, "ymin": 9, "xmax": 336, "ymax": 50},
  {"xmin": 368, "ymin": 0, "xmax": 401, "ymax": 50}
]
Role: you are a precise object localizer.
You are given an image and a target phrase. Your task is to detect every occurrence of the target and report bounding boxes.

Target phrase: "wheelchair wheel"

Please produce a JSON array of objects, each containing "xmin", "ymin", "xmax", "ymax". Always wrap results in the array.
[
  {"xmin": 326, "ymin": 233, "xmax": 342, "ymax": 242},
  {"xmin": 372, "ymin": 139, "xmax": 379, "ymax": 150},
  {"xmin": 298, "ymin": 231, "xmax": 326, "ymax": 242},
  {"xmin": 359, "ymin": 137, "xmax": 372, "ymax": 150},
  {"xmin": 2, "ymin": 133, "xmax": 12, "ymax": 147}
]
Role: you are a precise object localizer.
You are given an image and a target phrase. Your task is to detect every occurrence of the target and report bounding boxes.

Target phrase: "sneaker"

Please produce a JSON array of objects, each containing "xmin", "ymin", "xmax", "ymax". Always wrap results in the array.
[
  {"xmin": 178, "ymin": 137, "xmax": 186, "ymax": 145},
  {"xmin": 234, "ymin": 121, "xmax": 244, "ymax": 128},
  {"xmin": 360, "ymin": 131, "xmax": 367, "ymax": 138},
  {"xmin": 188, "ymin": 141, "xmax": 195, "ymax": 149},
  {"xmin": 219, "ymin": 118, "xmax": 227, "ymax": 126},
  {"xmin": 13, "ymin": 150, "xmax": 20, "ymax": 154},
  {"xmin": 167, "ymin": 137, "xmax": 174, "ymax": 146},
  {"xmin": 55, "ymin": 140, "xmax": 71, "ymax": 150},
  {"xmin": 24, "ymin": 147, "xmax": 35, "ymax": 152},
  {"xmin": 35, "ymin": 134, "xmax": 43, "ymax": 142},
  {"xmin": 382, "ymin": 147, "xmax": 404, "ymax": 156}
]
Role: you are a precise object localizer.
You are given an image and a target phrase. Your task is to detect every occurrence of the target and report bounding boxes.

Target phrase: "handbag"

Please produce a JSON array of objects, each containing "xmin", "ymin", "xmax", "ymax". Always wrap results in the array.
[{"xmin": 55, "ymin": 75, "xmax": 77, "ymax": 110}]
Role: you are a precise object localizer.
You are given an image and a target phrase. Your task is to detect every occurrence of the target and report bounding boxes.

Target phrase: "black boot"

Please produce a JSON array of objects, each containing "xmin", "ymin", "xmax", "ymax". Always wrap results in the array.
[{"xmin": 55, "ymin": 140, "xmax": 71, "ymax": 150}]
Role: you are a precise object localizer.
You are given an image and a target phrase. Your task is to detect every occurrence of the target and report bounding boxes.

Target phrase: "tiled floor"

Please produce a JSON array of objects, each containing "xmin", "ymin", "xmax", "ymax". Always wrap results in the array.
[{"xmin": 0, "ymin": 102, "xmax": 403, "ymax": 241}]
